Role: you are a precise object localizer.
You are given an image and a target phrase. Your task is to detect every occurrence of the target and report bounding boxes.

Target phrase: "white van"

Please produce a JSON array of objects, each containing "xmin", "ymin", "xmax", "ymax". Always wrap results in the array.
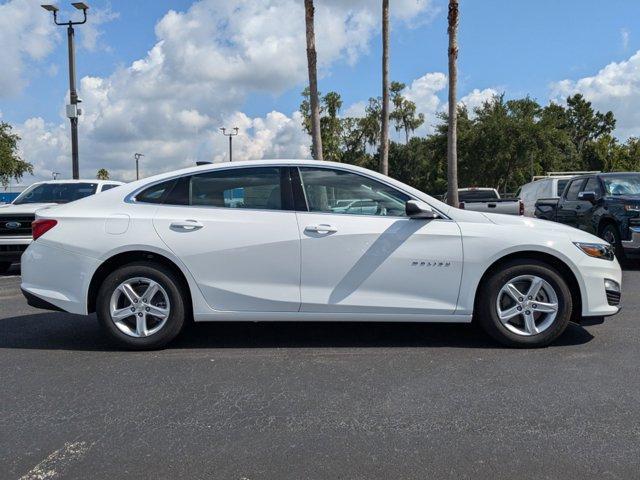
[{"xmin": 518, "ymin": 172, "xmax": 599, "ymax": 217}]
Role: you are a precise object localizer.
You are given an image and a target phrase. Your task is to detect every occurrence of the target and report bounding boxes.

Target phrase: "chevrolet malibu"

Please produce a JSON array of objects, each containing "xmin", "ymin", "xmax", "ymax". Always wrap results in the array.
[{"xmin": 20, "ymin": 160, "xmax": 621, "ymax": 349}]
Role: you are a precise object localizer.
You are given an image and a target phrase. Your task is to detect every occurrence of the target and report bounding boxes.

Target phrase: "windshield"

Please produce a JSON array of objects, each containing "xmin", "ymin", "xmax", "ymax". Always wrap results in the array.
[
  {"xmin": 602, "ymin": 175, "xmax": 640, "ymax": 196},
  {"xmin": 13, "ymin": 183, "xmax": 98, "ymax": 205}
]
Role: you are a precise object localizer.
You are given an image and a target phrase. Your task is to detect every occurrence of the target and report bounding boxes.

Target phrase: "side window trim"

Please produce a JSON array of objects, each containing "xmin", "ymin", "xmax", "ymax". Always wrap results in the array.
[{"xmin": 290, "ymin": 167, "xmax": 308, "ymax": 211}]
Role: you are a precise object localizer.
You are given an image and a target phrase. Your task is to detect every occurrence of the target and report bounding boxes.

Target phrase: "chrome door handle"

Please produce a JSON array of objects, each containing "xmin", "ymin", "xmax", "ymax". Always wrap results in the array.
[
  {"xmin": 305, "ymin": 224, "xmax": 338, "ymax": 234},
  {"xmin": 170, "ymin": 220, "xmax": 203, "ymax": 231}
]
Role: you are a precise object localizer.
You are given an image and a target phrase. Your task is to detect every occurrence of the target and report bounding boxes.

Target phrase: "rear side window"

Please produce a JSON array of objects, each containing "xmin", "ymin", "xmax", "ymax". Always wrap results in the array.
[
  {"xmin": 190, "ymin": 167, "xmax": 283, "ymax": 210},
  {"xmin": 565, "ymin": 179, "xmax": 585, "ymax": 201},
  {"xmin": 136, "ymin": 179, "xmax": 176, "ymax": 204},
  {"xmin": 556, "ymin": 179, "xmax": 570, "ymax": 196}
]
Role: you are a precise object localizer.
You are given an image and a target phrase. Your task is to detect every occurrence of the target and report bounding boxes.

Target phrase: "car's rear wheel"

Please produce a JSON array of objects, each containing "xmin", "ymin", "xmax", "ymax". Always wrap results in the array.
[
  {"xmin": 96, "ymin": 262, "xmax": 186, "ymax": 350},
  {"xmin": 600, "ymin": 223, "xmax": 625, "ymax": 261},
  {"xmin": 0, "ymin": 262, "xmax": 12, "ymax": 274},
  {"xmin": 476, "ymin": 260, "xmax": 573, "ymax": 347}
]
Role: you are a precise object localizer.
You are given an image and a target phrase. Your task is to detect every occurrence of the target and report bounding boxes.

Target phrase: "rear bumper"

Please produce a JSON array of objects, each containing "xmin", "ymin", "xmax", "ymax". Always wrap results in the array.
[
  {"xmin": 22, "ymin": 288, "xmax": 65, "ymax": 312},
  {"xmin": 21, "ymin": 240, "xmax": 98, "ymax": 315}
]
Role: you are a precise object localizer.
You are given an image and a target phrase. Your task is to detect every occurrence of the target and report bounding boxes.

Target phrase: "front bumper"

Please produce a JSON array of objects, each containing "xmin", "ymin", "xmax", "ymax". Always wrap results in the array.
[
  {"xmin": 0, "ymin": 236, "xmax": 31, "ymax": 262},
  {"xmin": 622, "ymin": 226, "xmax": 640, "ymax": 250},
  {"xmin": 577, "ymin": 254, "xmax": 622, "ymax": 317}
]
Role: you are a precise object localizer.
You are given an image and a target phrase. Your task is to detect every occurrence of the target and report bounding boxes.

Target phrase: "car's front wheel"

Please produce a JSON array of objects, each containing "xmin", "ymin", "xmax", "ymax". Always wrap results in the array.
[
  {"xmin": 476, "ymin": 260, "xmax": 573, "ymax": 347},
  {"xmin": 96, "ymin": 262, "xmax": 187, "ymax": 349}
]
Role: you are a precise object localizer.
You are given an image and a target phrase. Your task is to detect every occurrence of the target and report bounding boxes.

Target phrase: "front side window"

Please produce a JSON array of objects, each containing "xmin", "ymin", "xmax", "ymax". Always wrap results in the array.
[
  {"xmin": 13, "ymin": 182, "xmax": 98, "ymax": 205},
  {"xmin": 190, "ymin": 167, "xmax": 283, "ymax": 210},
  {"xmin": 583, "ymin": 177, "xmax": 603, "ymax": 197},
  {"xmin": 565, "ymin": 179, "xmax": 585, "ymax": 201},
  {"xmin": 298, "ymin": 167, "xmax": 410, "ymax": 217}
]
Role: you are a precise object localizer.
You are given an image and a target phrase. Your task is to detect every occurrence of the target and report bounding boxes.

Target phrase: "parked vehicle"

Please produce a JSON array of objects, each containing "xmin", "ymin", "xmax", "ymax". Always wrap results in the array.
[
  {"xmin": 535, "ymin": 172, "xmax": 640, "ymax": 259},
  {"xmin": 518, "ymin": 172, "xmax": 599, "ymax": 217},
  {"xmin": 0, "ymin": 180, "xmax": 123, "ymax": 273},
  {"xmin": 456, "ymin": 188, "xmax": 523, "ymax": 215},
  {"xmin": 21, "ymin": 160, "xmax": 620, "ymax": 349}
]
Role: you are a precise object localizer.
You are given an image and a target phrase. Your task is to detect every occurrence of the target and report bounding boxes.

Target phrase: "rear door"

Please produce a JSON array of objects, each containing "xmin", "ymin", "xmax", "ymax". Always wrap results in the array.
[
  {"xmin": 556, "ymin": 178, "xmax": 585, "ymax": 227},
  {"xmin": 152, "ymin": 166, "xmax": 302, "ymax": 312},
  {"xmin": 293, "ymin": 166, "xmax": 463, "ymax": 315},
  {"xmin": 577, "ymin": 176, "xmax": 603, "ymax": 233}
]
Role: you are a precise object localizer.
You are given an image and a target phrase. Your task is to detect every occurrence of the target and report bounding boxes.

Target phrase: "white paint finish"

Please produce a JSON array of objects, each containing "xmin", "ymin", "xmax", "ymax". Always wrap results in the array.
[
  {"xmin": 104, "ymin": 214, "xmax": 130, "ymax": 235},
  {"xmin": 297, "ymin": 213, "xmax": 463, "ymax": 314},
  {"xmin": 19, "ymin": 159, "xmax": 622, "ymax": 323},
  {"xmin": 153, "ymin": 206, "xmax": 301, "ymax": 312}
]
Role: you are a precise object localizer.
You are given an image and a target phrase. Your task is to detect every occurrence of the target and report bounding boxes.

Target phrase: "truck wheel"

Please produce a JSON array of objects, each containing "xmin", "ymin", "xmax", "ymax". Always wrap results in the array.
[
  {"xmin": 96, "ymin": 262, "xmax": 187, "ymax": 350},
  {"xmin": 600, "ymin": 224, "xmax": 625, "ymax": 261},
  {"xmin": 0, "ymin": 262, "xmax": 12, "ymax": 274},
  {"xmin": 476, "ymin": 260, "xmax": 572, "ymax": 348}
]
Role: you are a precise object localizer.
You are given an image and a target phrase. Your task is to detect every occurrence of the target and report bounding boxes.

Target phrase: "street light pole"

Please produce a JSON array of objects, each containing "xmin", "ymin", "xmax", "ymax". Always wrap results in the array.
[
  {"xmin": 220, "ymin": 127, "xmax": 239, "ymax": 162},
  {"xmin": 134, "ymin": 153, "xmax": 144, "ymax": 180},
  {"xmin": 42, "ymin": 3, "xmax": 90, "ymax": 180}
]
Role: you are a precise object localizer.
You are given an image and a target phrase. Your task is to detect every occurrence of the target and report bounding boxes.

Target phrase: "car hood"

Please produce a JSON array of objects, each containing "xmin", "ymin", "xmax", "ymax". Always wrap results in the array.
[
  {"xmin": 481, "ymin": 212, "xmax": 604, "ymax": 243},
  {"xmin": 0, "ymin": 203, "xmax": 58, "ymax": 214}
]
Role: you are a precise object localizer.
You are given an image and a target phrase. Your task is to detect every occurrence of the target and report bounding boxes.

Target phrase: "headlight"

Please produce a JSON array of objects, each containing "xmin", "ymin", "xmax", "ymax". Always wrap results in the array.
[
  {"xmin": 574, "ymin": 242, "xmax": 615, "ymax": 261},
  {"xmin": 624, "ymin": 204, "xmax": 640, "ymax": 212}
]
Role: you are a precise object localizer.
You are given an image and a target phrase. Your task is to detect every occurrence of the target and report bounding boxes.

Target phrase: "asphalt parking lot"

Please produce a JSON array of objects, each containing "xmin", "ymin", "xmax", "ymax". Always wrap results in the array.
[{"xmin": 1, "ymin": 263, "xmax": 639, "ymax": 480}]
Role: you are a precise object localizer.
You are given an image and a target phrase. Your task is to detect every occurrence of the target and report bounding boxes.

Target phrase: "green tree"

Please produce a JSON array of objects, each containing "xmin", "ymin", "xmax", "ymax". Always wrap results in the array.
[
  {"xmin": 96, "ymin": 168, "xmax": 110, "ymax": 180},
  {"xmin": 0, "ymin": 122, "xmax": 33, "ymax": 188},
  {"xmin": 390, "ymin": 81, "xmax": 425, "ymax": 143}
]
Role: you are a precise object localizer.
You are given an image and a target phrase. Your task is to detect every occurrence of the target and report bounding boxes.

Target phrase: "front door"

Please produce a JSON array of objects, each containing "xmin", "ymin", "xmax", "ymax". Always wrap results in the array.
[
  {"xmin": 153, "ymin": 167, "xmax": 301, "ymax": 312},
  {"xmin": 294, "ymin": 167, "xmax": 463, "ymax": 315}
]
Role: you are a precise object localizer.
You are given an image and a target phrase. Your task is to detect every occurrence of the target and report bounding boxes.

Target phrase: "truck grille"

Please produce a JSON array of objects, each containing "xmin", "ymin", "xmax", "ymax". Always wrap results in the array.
[{"xmin": 0, "ymin": 215, "xmax": 34, "ymax": 236}]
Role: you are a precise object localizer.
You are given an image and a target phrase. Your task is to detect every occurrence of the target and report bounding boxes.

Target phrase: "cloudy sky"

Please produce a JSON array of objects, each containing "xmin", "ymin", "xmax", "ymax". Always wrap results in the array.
[{"xmin": 0, "ymin": 0, "xmax": 639, "ymax": 183}]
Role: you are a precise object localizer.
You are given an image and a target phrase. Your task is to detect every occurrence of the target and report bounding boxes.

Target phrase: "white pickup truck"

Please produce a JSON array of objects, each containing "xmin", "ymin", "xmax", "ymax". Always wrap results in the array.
[
  {"xmin": 0, "ymin": 180, "xmax": 122, "ymax": 273},
  {"xmin": 456, "ymin": 188, "xmax": 523, "ymax": 215}
]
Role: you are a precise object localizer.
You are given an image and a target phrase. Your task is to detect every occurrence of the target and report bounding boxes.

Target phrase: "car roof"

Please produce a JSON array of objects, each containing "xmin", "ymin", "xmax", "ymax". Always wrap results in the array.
[{"xmin": 28, "ymin": 179, "xmax": 124, "ymax": 186}]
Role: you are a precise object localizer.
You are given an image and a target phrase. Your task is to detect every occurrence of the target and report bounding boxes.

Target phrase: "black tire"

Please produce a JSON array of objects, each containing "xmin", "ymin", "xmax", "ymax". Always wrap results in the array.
[
  {"xmin": 0, "ymin": 262, "xmax": 12, "ymax": 274},
  {"xmin": 476, "ymin": 260, "xmax": 573, "ymax": 348},
  {"xmin": 96, "ymin": 261, "xmax": 187, "ymax": 350},
  {"xmin": 600, "ymin": 223, "xmax": 625, "ymax": 261}
]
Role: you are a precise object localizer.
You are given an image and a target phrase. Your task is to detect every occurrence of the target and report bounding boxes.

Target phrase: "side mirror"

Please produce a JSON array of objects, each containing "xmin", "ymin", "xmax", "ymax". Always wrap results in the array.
[
  {"xmin": 406, "ymin": 200, "xmax": 440, "ymax": 219},
  {"xmin": 578, "ymin": 191, "xmax": 597, "ymax": 203}
]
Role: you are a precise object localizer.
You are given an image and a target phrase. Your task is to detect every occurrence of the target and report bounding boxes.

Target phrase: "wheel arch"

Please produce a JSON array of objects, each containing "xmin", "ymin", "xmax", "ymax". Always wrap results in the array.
[
  {"xmin": 597, "ymin": 216, "xmax": 618, "ymax": 236},
  {"xmin": 473, "ymin": 250, "xmax": 583, "ymax": 323},
  {"xmin": 87, "ymin": 250, "xmax": 193, "ymax": 316}
]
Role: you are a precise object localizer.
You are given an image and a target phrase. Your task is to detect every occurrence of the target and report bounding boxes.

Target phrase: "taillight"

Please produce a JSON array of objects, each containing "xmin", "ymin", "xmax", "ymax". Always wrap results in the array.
[
  {"xmin": 32, "ymin": 219, "xmax": 58, "ymax": 241},
  {"xmin": 519, "ymin": 200, "xmax": 524, "ymax": 216},
  {"xmin": 459, "ymin": 202, "xmax": 465, "ymax": 209}
]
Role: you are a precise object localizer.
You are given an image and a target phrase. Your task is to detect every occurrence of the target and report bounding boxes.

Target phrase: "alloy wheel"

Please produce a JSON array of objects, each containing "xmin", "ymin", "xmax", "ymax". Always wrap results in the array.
[
  {"xmin": 109, "ymin": 277, "xmax": 171, "ymax": 338},
  {"xmin": 495, "ymin": 274, "xmax": 559, "ymax": 336}
]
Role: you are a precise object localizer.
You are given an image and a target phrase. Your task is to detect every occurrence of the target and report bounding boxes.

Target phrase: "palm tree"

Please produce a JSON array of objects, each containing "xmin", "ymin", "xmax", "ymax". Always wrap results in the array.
[
  {"xmin": 380, "ymin": 0, "xmax": 390, "ymax": 175},
  {"xmin": 446, "ymin": 0, "xmax": 459, "ymax": 207},
  {"xmin": 304, "ymin": 0, "xmax": 323, "ymax": 160}
]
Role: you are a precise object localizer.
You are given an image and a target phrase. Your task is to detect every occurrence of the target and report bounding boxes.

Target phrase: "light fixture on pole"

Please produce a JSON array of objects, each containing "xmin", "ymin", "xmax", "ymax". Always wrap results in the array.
[
  {"xmin": 134, "ymin": 153, "xmax": 144, "ymax": 180},
  {"xmin": 220, "ymin": 127, "xmax": 239, "ymax": 162},
  {"xmin": 52, "ymin": 172, "xmax": 61, "ymax": 180},
  {"xmin": 41, "ymin": 2, "xmax": 90, "ymax": 180}
]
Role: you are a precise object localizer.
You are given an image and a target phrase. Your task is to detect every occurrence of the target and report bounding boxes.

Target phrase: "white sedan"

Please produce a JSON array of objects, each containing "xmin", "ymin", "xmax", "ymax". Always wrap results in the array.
[{"xmin": 20, "ymin": 160, "xmax": 621, "ymax": 349}]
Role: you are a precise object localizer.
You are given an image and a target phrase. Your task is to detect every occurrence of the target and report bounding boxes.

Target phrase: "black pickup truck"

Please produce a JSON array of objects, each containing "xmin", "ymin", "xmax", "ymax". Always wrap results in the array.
[{"xmin": 535, "ymin": 172, "xmax": 640, "ymax": 258}]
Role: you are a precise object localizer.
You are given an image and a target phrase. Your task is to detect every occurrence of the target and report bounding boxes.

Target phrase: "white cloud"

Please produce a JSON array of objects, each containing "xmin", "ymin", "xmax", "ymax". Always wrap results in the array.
[
  {"xmin": 621, "ymin": 28, "xmax": 630, "ymax": 50},
  {"xmin": 459, "ymin": 88, "xmax": 499, "ymax": 114},
  {"xmin": 80, "ymin": 4, "xmax": 120, "ymax": 52},
  {"xmin": 0, "ymin": 0, "xmax": 59, "ymax": 97},
  {"xmin": 551, "ymin": 50, "xmax": 640, "ymax": 139},
  {"xmin": 403, "ymin": 72, "xmax": 447, "ymax": 135},
  {"xmin": 15, "ymin": 0, "xmax": 439, "ymax": 181}
]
